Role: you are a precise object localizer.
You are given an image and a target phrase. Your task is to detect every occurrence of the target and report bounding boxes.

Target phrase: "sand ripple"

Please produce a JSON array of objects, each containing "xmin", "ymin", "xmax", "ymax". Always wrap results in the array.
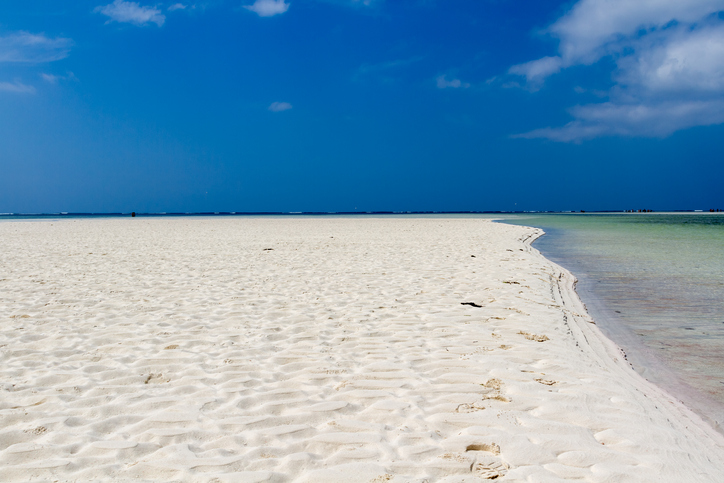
[{"xmin": 1, "ymin": 217, "xmax": 723, "ymax": 481}]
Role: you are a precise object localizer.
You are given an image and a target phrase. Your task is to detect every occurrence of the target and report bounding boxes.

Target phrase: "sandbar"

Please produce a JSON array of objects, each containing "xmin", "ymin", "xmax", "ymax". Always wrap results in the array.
[{"xmin": 0, "ymin": 217, "xmax": 722, "ymax": 481}]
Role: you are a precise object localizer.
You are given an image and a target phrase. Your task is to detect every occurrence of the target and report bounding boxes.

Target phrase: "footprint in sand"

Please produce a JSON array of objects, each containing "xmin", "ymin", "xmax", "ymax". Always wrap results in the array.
[
  {"xmin": 455, "ymin": 402, "xmax": 486, "ymax": 413},
  {"xmin": 466, "ymin": 443, "xmax": 500, "ymax": 455},
  {"xmin": 466, "ymin": 444, "xmax": 507, "ymax": 479},
  {"xmin": 483, "ymin": 379, "xmax": 501, "ymax": 390},
  {"xmin": 518, "ymin": 331, "xmax": 549, "ymax": 342},
  {"xmin": 471, "ymin": 458, "xmax": 508, "ymax": 479},
  {"xmin": 143, "ymin": 373, "xmax": 168, "ymax": 384}
]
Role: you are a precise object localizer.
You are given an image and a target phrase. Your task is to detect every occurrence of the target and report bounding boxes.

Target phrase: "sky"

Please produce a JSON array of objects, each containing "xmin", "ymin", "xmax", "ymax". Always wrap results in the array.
[{"xmin": 1, "ymin": 0, "xmax": 723, "ymax": 213}]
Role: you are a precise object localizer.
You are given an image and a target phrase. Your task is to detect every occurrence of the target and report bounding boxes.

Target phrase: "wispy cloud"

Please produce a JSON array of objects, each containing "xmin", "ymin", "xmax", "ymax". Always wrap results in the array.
[
  {"xmin": 436, "ymin": 75, "xmax": 469, "ymax": 89},
  {"xmin": 168, "ymin": 3, "xmax": 187, "ymax": 11},
  {"xmin": 0, "ymin": 80, "xmax": 36, "ymax": 94},
  {"xmin": 508, "ymin": 0, "xmax": 724, "ymax": 141},
  {"xmin": 0, "ymin": 32, "xmax": 72, "ymax": 95},
  {"xmin": 244, "ymin": 0, "xmax": 289, "ymax": 17},
  {"xmin": 507, "ymin": 56, "xmax": 562, "ymax": 91},
  {"xmin": 0, "ymin": 32, "xmax": 73, "ymax": 63},
  {"xmin": 95, "ymin": 0, "xmax": 166, "ymax": 26},
  {"xmin": 41, "ymin": 72, "xmax": 78, "ymax": 84},
  {"xmin": 269, "ymin": 101, "xmax": 292, "ymax": 112},
  {"xmin": 41, "ymin": 73, "xmax": 59, "ymax": 84},
  {"xmin": 514, "ymin": 100, "xmax": 724, "ymax": 142}
]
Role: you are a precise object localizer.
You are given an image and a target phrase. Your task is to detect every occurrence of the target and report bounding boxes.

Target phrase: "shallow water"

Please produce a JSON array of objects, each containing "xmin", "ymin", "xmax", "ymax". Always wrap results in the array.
[{"xmin": 502, "ymin": 213, "xmax": 724, "ymax": 431}]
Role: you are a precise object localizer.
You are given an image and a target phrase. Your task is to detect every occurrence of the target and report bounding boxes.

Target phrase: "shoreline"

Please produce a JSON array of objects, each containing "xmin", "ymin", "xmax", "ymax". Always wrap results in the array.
[
  {"xmin": 520, "ymin": 226, "xmax": 724, "ymax": 445},
  {"xmin": 1, "ymin": 211, "xmax": 722, "ymax": 223},
  {"xmin": 506, "ymin": 216, "xmax": 724, "ymax": 436},
  {"xmin": 1, "ymin": 217, "xmax": 723, "ymax": 481},
  {"xmin": 566, "ymin": 262, "xmax": 724, "ymax": 435}
]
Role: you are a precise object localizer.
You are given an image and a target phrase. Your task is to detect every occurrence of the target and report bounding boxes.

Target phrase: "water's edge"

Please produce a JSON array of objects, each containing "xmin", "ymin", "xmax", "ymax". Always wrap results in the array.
[
  {"xmin": 519, "ymin": 225, "xmax": 724, "ymax": 450},
  {"xmin": 505, "ymin": 220, "xmax": 724, "ymax": 434}
]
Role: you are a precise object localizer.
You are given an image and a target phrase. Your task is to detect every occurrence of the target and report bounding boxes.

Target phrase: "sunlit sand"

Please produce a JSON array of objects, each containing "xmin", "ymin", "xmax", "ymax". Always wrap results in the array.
[{"xmin": 1, "ymin": 217, "xmax": 722, "ymax": 481}]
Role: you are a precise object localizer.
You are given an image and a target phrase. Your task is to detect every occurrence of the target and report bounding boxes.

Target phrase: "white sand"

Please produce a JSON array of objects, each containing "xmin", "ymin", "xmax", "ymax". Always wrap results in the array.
[{"xmin": 1, "ymin": 217, "xmax": 723, "ymax": 482}]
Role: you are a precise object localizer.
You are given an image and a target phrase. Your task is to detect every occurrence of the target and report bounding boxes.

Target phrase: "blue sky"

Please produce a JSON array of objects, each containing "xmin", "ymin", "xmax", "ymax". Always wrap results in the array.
[{"xmin": 1, "ymin": 0, "xmax": 723, "ymax": 213}]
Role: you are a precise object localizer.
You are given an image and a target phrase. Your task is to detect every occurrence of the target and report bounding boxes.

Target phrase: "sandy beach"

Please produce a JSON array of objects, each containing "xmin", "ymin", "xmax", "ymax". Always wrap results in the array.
[{"xmin": 1, "ymin": 216, "xmax": 723, "ymax": 482}]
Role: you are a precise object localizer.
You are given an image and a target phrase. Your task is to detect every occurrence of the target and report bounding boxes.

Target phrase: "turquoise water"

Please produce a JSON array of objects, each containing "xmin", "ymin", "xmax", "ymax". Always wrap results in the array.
[{"xmin": 502, "ymin": 213, "xmax": 724, "ymax": 431}]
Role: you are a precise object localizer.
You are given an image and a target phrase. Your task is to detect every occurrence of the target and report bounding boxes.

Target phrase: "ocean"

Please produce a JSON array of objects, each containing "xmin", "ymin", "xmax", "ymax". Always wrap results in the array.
[{"xmin": 501, "ymin": 213, "xmax": 724, "ymax": 432}]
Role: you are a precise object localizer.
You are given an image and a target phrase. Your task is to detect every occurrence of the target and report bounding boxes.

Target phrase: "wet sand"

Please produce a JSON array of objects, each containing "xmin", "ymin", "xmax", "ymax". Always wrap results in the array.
[{"xmin": 502, "ymin": 213, "xmax": 724, "ymax": 434}]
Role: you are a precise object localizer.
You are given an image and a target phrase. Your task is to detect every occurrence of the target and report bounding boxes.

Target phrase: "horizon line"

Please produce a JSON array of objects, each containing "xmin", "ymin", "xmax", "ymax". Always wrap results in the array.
[{"xmin": 1, "ymin": 210, "xmax": 721, "ymax": 218}]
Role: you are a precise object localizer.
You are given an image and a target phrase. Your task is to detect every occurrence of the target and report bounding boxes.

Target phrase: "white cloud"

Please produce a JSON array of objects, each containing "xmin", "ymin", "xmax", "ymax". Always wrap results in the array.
[
  {"xmin": 508, "ymin": 0, "xmax": 724, "ymax": 84},
  {"xmin": 168, "ymin": 3, "xmax": 187, "ymax": 11},
  {"xmin": 0, "ymin": 80, "xmax": 36, "ymax": 94},
  {"xmin": 617, "ymin": 24, "xmax": 724, "ymax": 94},
  {"xmin": 244, "ymin": 0, "xmax": 289, "ymax": 17},
  {"xmin": 95, "ymin": 0, "xmax": 166, "ymax": 26},
  {"xmin": 515, "ymin": 100, "xmax": 724, "ymax": 142},
  {"xmin": 508, "ymin": 0, "xmax": 724, "ymax": 141},
  {"xmin": 436, "ymin": 75, "xmax": 469, "ymax": 89},
  {"xmin": 0, "ymin": 32, "xmax": 72, "ymax": 63},
  {"xmin": 508, "ymin": 56, "xmax": 562, "ymax": 90},
  {"xmin": 268, "ymin": 101, "xmax": 292, "ymax": 112},
  {"xmin": 550, "ymin": 0, "xmax": 724, "ymax": 65}
]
